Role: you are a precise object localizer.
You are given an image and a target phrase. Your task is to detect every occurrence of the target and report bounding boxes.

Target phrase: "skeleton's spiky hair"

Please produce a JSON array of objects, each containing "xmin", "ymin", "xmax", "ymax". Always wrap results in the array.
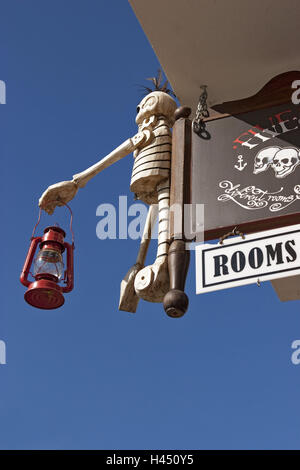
[{"xmin": 140, "ymin": 69, "xmax": 176, "ymax": 97}]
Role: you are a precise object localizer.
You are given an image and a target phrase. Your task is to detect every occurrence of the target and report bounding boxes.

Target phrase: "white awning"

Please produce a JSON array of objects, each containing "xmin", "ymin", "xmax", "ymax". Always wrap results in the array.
[{"xmin": 130, "ymin": 0, "xmax": 300, "ymax": 111}]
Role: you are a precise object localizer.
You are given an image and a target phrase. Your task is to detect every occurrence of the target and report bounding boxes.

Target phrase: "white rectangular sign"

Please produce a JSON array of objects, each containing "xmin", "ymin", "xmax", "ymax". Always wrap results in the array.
[{"xmin": 195, "ymin": 224, "xmax": 300, "ymax": 294}]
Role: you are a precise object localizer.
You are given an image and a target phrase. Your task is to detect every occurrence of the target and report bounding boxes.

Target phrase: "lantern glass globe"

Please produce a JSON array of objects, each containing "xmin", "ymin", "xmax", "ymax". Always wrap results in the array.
[{"xmin": 34, "ymin": 249, "xmax": 64, "ymax": 280}]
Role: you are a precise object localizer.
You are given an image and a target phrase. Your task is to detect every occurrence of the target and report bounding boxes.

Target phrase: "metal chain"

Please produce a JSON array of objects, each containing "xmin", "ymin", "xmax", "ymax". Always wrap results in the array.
[{"xmin": 193, "ymin": 85, "xmax": 210, "ymax": 138}]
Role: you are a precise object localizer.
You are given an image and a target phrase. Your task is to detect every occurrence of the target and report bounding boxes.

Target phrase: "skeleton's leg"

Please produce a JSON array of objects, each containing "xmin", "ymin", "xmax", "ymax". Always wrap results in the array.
[
  {"xmin": 119, "ymin": 204, "xmax": 157, "ymax": 313},
  {"xmin": 134, "ymin": 179, "xmax": 170, "ymax": 302}
]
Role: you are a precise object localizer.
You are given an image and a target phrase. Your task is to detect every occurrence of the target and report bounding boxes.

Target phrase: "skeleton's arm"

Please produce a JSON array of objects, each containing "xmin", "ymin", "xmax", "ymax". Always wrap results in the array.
[
  {"xmin": 39, "ymin": 128, "xmax": 152, "ymax": 214},
  {"xmin": 72, "ymin": 130, "xmax": 151, "ymax": 188}
]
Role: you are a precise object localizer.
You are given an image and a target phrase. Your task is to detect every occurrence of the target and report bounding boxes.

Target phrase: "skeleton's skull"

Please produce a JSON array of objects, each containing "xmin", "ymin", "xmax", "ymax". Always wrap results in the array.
[
  {"xmin": 271, "ymin": 147, "xmax": 300, "ymax": 178},
  {"xmin": 136, "ymin": 91, "xmax": 177, "ymax": 127},
  {"xmin": 253, "ymin": 146, "xmax": 281, "ymax": 174}
]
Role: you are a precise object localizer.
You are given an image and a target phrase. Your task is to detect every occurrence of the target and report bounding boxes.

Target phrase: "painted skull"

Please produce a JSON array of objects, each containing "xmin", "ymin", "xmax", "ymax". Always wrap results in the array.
[
  {"xmin": 135, "ymin": 91, "xmax": 177, "ymax": 128},
  {"xmin": 271, "ymin": 147, "xmax": 300, "ymax": 178},
  {"xmin": 253, "ymin": 146, "xmax": 281, "ymax": 174}
]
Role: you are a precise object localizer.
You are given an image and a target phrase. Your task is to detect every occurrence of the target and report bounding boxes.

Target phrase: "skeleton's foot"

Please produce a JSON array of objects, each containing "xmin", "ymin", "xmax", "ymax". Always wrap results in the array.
[
  {"xmin": 134, "ymin": 256, "xmax": 169, "ymax": 303},
  {"xmin": 119, "ymin": 263, "xmax": 142, "ymax": 313}
]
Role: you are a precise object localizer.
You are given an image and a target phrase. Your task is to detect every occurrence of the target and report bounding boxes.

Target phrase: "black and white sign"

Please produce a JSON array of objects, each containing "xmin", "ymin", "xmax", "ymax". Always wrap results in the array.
[
  {"xmin": 195, "ymin": 225, "xmax": 300, "ymax": 294},
  {"xmin": 191, "ymin": 102, "xmax": 300, "ymax": 240}
]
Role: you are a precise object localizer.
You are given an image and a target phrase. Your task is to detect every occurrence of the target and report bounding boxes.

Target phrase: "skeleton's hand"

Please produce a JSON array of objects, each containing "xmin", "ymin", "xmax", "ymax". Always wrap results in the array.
[{"xmin": 39, "ymin": 180, "xmax": 78, "ymax": 215}]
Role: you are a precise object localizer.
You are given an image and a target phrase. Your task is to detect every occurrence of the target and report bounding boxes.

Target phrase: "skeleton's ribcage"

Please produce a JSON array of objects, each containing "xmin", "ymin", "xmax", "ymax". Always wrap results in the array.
[{"xmin": 130, "ymin": 122, "xmax": 171, "ymax": 204}]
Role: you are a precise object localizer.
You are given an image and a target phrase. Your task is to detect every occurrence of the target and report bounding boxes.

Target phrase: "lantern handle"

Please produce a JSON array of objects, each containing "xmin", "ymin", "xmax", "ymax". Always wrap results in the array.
[
  {"xmin": 31, "ymin": 207, "xmax": 42, "ymax": 239},
  {"xmin": 31, "ymin": 202, "xmax": 74, "ymax": 245},
  {"xmin": 65, "ymin": 202, "xmax": 75, "ymax": 246}
]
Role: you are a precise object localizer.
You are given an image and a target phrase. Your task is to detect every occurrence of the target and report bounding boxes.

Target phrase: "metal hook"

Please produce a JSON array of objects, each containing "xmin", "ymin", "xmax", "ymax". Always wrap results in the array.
[{"xmin": 219, "ymin": 227, "xmax": 245, "ymax": 245}]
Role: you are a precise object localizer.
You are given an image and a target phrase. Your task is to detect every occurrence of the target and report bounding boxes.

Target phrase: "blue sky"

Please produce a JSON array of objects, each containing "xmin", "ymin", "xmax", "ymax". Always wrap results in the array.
[{"xmin": 0, "ymin": 0, "xmax": 299, "ymax": 450}]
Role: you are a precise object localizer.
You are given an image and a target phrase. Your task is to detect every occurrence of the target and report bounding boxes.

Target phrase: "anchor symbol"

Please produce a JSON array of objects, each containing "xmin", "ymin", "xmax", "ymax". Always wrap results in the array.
[{"xmin": 234, "ymin": 155, "xmax": 247, "ymax": 171}]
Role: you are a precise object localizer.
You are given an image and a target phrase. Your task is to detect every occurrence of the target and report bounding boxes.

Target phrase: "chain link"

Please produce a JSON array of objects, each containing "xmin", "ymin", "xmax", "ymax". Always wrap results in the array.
[{"xmin": 193, "ymin": 85, "xmax": 210, "ymax": 138}]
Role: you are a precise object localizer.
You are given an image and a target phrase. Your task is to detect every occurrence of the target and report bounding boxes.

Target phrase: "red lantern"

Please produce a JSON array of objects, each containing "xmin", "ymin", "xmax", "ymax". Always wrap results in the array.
[{"xmin": 20, "ymin": 208, "xmax": 74, "ymax": 310}]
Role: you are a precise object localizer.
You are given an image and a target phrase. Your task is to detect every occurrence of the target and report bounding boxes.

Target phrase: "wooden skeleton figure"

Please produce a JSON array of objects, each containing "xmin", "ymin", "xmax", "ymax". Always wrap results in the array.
[{"xmin": 39, "ymin": 80, "xmax": 177, "ymax": 313}]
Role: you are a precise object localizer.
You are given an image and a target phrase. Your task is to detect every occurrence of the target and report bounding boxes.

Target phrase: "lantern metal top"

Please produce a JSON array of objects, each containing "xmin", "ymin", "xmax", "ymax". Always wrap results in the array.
[
  {"xmin": 40, "ymin": 226, "xmax": 66, "ymax": 252},
  {"xmin": 43, "ymin": 226, "xmax": 66, "ymax": 237},
  {"xmin": 130, "ymin": 0, "xmax": 300, "ymax": 110}
]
